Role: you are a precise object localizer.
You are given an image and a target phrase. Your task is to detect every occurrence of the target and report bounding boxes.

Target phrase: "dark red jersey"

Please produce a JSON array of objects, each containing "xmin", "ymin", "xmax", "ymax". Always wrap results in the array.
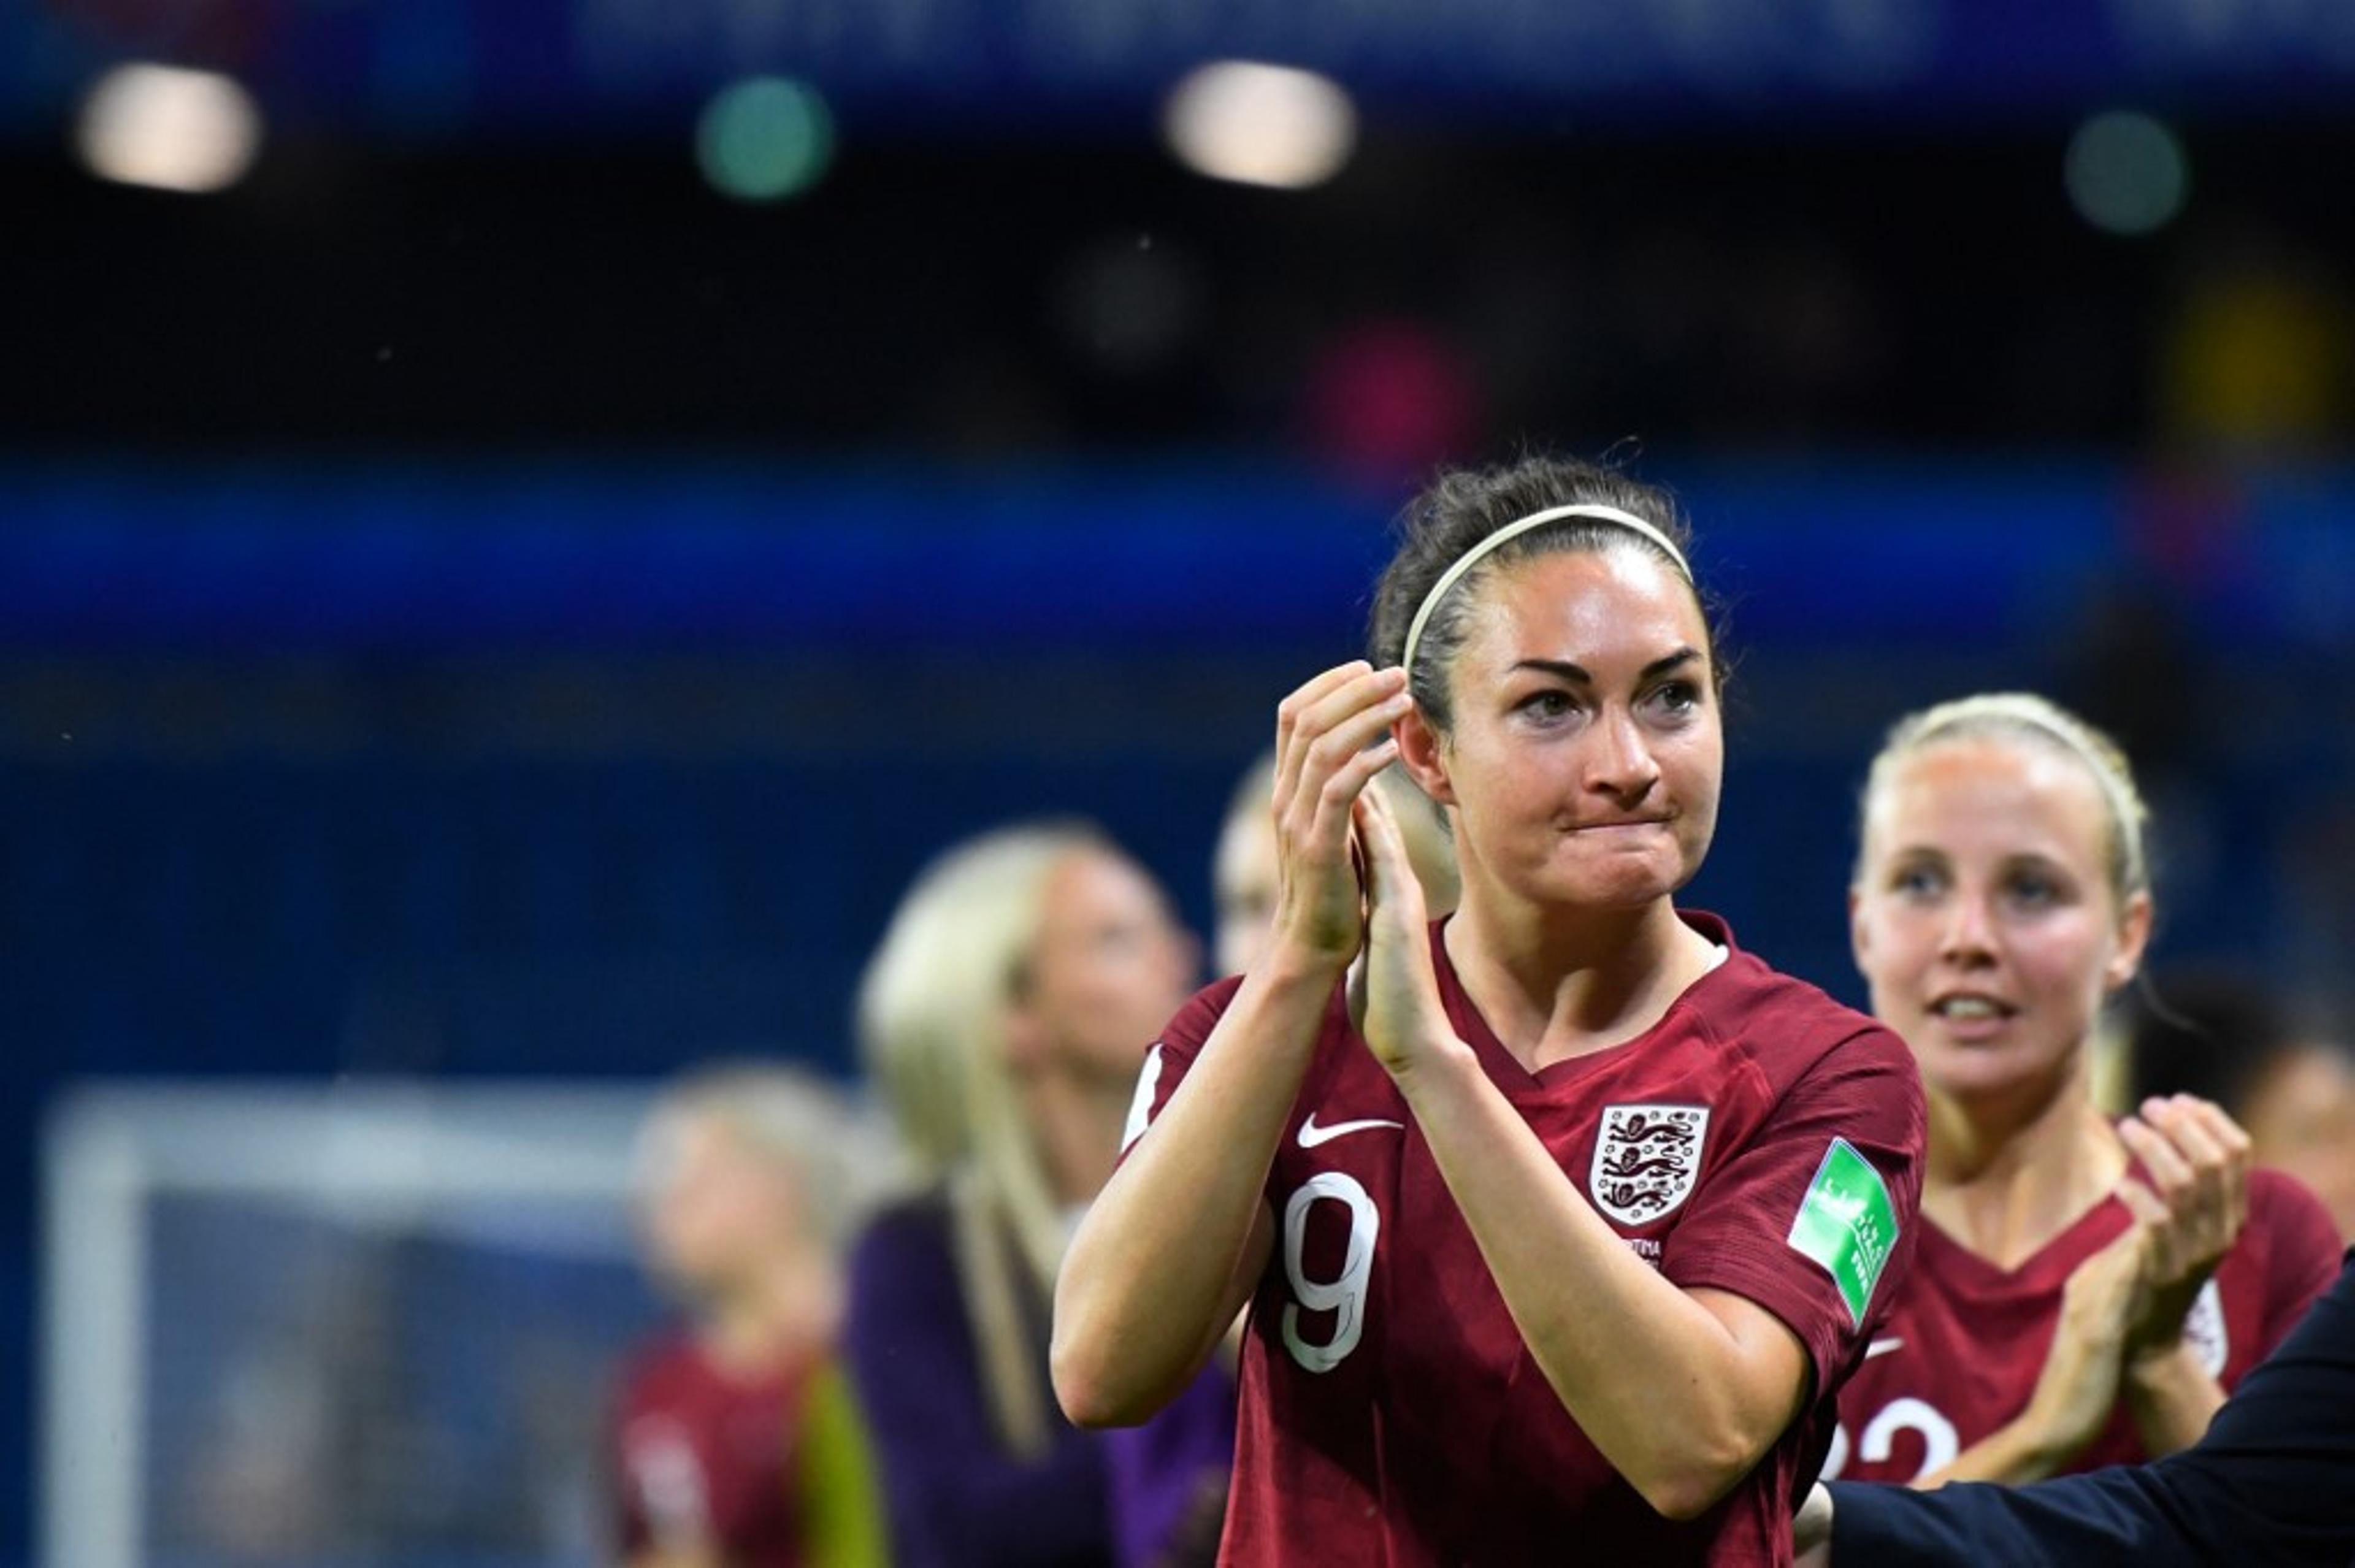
[
  {"xmin": 1125, "ymin": 912, "xmax": 1926, "ymax": 1567},
  {"xmin": 1828, "ymin": 1166, "xmax": 2343, "ymax": 1484},
  {"xmin": 613, "ymin": 1337, "xmax": 818, "ymax": 1568}
]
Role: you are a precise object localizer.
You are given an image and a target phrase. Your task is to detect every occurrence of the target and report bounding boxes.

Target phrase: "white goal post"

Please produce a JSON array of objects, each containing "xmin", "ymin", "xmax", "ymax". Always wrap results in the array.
[{"xmin": 42, "ymin": 1080, "xmax": 664, "ymax": 1568}]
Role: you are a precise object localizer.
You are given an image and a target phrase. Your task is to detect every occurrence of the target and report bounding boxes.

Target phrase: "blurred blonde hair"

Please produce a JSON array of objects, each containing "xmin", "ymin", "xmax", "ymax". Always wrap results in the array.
[
  {"xmin": 632, "ymin": 1061, "xmax": 894, "ymax": 1247},
  {"xmin": 1223, "ymin": 750, "xmax": 1460, "ymax": 919},
  {"xmin": 1856, "ymin": 692, "xmax": 2153, "ymax": 915},
  {"xmin": 857, "ymin": 820, "xmax": 1107, "ymax": 1458},
  {"xmin": 1857, "ymin": 694, "xmax": 2156, "ymax": 1113}
]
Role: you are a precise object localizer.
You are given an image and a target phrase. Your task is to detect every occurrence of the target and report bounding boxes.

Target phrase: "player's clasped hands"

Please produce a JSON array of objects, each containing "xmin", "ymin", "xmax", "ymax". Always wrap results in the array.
[
  {"xmin": 1266, "ymin": 662, "xmax": 1451, "ymax": 1077},
  {"xmin": 1350, "ymin": 779, "xmax": 1454, "ymax": 1078},
  {"xmin": 1268, "ymin": 662, "xmax": 1407, "ymax": 968},
  {"xmin": 2020, "ymin": 1093, "xmax": 2254, "ymax": 1463},
  {"xmin": 2019, "ymin": 1219, "xmax": 2153, "ymax": 1461},
  {"xmin": 2115, "ymin": 1093, "xmax": 2254, "ymax": 1353}
]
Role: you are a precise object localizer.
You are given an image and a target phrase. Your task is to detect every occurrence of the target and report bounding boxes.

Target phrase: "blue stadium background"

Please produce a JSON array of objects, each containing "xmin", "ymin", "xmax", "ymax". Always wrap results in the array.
[{"xmin": 9, "ymin": 0, "xmax": 2355, "ymax": 1559}]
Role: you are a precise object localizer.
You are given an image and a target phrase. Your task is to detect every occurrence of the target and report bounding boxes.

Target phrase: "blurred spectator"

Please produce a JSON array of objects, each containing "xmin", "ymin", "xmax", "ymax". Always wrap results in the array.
[
  {"xmin": 2238, "ymin": 1039, "xmax": 2355, "ymax": 1245},
  {"xmin": 2161, "ymin": 227, "xmax": 2354, "ymax": 461},
  {"xmin": 1300, "ymin": 318, "xmax": 1484, "ymax": 480},
  {"xmin": 613, "ymin": 1065, "xmax": 889, "ymax": 1568},
  {"xmin": 1209, "ymin": 751, "xmax": 1458, "ymax": 990},
  {"xmin": 2128, "ymin": 976, "xmax": 2355, "ymax": 1243},
  {"xmin": 849, "ymin": 823, "xmax": 1196, "ymax": 1568}
]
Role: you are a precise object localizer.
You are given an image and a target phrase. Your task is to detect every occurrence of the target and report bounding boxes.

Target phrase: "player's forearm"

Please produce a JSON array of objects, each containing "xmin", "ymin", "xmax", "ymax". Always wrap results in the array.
[
  {"xmin": 1396, "ymin": 1046, "xmax": 1797, "ymax": 1520},
  {"xmin": 1052, "ymin": 949, "xmax": 1335, "ymax": 1426},
  {"xmin": 1916, "ymin": 1418, "xmax": 2079, "ymax": 1488},
  {"xmin": 2124, "ymin": 1343, "xmax": 2226, "ymax": 1457}
]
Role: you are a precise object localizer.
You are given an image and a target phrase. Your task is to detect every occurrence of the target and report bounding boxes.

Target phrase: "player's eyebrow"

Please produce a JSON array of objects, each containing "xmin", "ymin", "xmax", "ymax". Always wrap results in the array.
[{"xmin": 1511, "ymin": 648, "xmax": 1701, "ymax": 684}]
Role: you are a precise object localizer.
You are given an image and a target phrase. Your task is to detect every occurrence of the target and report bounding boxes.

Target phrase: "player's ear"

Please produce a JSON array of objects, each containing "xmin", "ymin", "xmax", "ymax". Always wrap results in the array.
[
  {"xmin": 2104, "ymin": 889, "xmax": 2154, "ymax": 993},
  {"xmin": 1395, "ymin": 703, "xmax": 1455, "ymax": 808},
  {"xmin": 1846, "ymin": 885, "xmax": 1869, "ymax": 969}
]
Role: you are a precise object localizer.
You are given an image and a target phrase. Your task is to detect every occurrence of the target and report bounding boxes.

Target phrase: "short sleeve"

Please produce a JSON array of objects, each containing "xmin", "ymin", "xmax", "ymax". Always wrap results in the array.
[
  {"xmin": 1117, "ymin": 976, "xmax": 1246, "ymax": 1158},
  {"xmin": 1660, "ymin": 1024, "xmax": 1928, "ymax": 1393},
  {"xmin": 2248, "ymin": 1169, "xmax": 2348, "ymax": 1367}
]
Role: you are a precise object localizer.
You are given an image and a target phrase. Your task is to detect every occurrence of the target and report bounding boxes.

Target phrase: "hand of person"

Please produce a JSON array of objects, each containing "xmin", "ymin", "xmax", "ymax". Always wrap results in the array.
[
  {"xmin": 1267, "ymin": 662, "xmax": 1409, "ymax": 973},
  {"xmin": 2016, "ymin": 1218, "xmax": 2153, "ymax": 1467},
  {"xmin": 2115, "ymin": 1095, "xmax": 2252, "ymax": 1357},
  {"xmin": 1347, "ymin": 774, "xmax": 1458, "ymax": 1079},
  {"xmin": 1792, "ymin": 1480, "xmax": 1834, "ymax": 1566}
]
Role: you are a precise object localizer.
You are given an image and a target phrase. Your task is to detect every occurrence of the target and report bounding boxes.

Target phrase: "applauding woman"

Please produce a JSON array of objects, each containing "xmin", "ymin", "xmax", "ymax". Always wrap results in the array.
[
  {"xmin": 1055, "ymin": 455, "xmax": 1928, "ymax": 1566},
  {"xmin": 1830, "ymin": 694, "xmax": 2342, "ymax": 1488}
]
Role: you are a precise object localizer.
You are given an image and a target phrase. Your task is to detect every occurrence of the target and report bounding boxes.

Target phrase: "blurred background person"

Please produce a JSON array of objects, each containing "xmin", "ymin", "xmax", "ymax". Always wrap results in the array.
[
  {"xmin": 849, "ymin": 824, "xmax": 1195, "ymax": 1568},
  {"xmin": 2233, "ymin": 1039, "xmax": 2355, "ymax": 1245},
  {"xmin": 1211, "ymin": 753, "xmax": 1460, "ymax": 987},
  {"xmin": 2127, "ymin": 976, "xmax": 2355, "ymax": 1244},
  {"xmin": 1832, "ymin": 694, "xmax": 2343, "ymax": 1489},
  {"xmin": 615, "ymin": 1065, "xmax": 890, "ymax": 1568}
]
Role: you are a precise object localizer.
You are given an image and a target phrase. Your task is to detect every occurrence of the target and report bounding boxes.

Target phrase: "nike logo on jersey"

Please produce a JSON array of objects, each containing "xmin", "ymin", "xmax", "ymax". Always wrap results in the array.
[
  {"xmin": 1864, "ymin": 1337, "xmax": 1904, "ymax": 1360},
  {"xmin": 1298, "ymin": 1112, "xmax": 1404, "ymax": 1149}
]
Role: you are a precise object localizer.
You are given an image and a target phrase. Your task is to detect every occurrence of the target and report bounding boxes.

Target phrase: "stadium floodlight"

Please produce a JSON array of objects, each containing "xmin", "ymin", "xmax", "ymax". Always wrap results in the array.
[
  {"xmin": 697, "ymin": 77, "xmax": 836, "ymax": 202},
  {"xmin": 2064, "ymin": 110, "xmax": 2189, "ymax": 237},
  {"xmin": 77, "ymin": 63, "xmax": 263, "ymax": 194},
  {"xmin": 1163, "ymin": 61, "xmax": 1357, "ymax": 191}
]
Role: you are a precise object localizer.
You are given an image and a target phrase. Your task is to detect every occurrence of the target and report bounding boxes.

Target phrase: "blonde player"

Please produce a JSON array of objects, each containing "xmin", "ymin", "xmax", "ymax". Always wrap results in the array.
[
  {"xmin": 847, "ymin": 823, "xmax": 1195, "ymax": 1568},
  {"xmin": 1830, "ymin": 695, "xmax": 2342, "ymax": 1487},
  {"xmin": 614, "ymin": 1066, "xmax": 887, "ymax": 1568}
]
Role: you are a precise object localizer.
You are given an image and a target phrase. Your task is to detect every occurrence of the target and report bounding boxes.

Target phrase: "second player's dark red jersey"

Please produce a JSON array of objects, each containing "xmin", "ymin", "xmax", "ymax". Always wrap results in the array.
[
  {"xmin": 1124, "ymin": 912, "xmax": 1928, "ymax": 1567},
  {"xmin": 1828, "ymin": 1165, "xmax": 2343, "ymax": 1485},
  {"xmin": 612, "ymin": 1336, "xmax": 817, "ymax": 1568}
]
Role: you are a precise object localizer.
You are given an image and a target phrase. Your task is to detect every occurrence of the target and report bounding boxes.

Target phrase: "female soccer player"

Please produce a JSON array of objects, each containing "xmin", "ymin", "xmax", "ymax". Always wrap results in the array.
[
  {"xmin": 614, "ymin": 1065, "xmax": 888, "ymax": 1568},
  {"xmin": 848, "ymin": 822, "xmax": 1196, "ymax": 1568},
  {"xmin": 1830, "ymin": 694, "xmax": 2343, "ymax": 1488},
  {"xmin": 1055, "ymin": 455, "xmax": 1929, "ymax": 1566}
]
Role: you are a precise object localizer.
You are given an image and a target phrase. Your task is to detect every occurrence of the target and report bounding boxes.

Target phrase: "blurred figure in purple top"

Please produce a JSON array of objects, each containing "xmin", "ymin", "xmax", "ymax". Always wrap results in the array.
[{"xmin": 846, "ymin": 822, "xmax": 1197, "ymax": 1568}]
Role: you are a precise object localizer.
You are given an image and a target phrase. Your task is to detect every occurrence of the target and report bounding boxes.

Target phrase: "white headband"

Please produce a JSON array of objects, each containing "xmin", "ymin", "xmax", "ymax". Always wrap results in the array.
[
  {"xmin": 1907, "ymin": 695, "xmax": 2149, "ymax": 893},
  {"xmin": 1400, "ymin": 503, "xmax": 1694, "ymax": 679}
]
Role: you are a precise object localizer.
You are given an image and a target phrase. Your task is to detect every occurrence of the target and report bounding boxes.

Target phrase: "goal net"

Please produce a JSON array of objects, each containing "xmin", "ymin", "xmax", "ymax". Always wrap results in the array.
[{"xmin": 44, "ymin": 1081, "xmax": 680, "ymax": 1568}]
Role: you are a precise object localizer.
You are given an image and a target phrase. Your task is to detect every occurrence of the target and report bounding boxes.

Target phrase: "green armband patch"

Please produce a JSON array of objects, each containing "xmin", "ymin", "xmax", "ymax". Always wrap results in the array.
[{"xmin": 1786, "ymin": 1138, "xmax": 1898, "ymax": 1326}]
